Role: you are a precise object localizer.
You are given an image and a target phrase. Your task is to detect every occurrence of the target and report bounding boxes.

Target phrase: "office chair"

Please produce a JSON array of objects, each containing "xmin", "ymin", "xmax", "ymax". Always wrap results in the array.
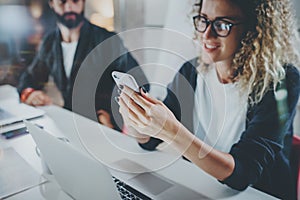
[{"xmin": 291, "ymin": 135, "xmax": 300, "ymax": 200}]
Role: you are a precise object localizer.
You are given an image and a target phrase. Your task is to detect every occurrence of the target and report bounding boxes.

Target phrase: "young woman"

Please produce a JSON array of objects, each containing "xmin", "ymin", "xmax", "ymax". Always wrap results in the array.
[{"xmin": 118, "ymin": 0, "xmax": 300, "ymax": 199}]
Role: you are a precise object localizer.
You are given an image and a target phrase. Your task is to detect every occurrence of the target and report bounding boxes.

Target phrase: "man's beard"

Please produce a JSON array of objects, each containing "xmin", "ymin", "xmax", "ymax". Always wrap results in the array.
[{"xmin": 54, "ymin": 11, "xmax": 84, "ymax": 29}]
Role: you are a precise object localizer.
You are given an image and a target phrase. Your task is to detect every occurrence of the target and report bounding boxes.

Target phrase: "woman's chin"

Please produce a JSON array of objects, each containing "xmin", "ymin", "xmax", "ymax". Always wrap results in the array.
[{"xmin": 201, "ymin": 54, "xmax": 216, "ymax": 65}]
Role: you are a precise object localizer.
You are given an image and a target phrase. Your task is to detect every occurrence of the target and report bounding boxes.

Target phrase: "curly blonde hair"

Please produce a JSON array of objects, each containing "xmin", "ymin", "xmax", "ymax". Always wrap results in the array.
[{"xmin": 194, "ymin": 0, "xmax": 300, "ymax": 104}]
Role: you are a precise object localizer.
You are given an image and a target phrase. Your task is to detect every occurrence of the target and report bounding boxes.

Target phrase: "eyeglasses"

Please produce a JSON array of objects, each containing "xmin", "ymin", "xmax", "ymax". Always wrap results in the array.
[
  {"xmin": 57, "ymin": 0, "xmax": 80, "ymax": 4},
  {"xmin": 193, "ymin": 15, "xmax": 243, "ymax": 37}
]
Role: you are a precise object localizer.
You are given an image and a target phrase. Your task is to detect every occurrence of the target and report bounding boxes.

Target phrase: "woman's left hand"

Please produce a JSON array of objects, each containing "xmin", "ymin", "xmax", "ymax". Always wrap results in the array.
[
  {"xmin": 97, "ymin": 109, "xmax": 114, "ymax": 129},
  {"xmin": 118, "ymin": 86, "xmax": 181, "ymax": 143}
]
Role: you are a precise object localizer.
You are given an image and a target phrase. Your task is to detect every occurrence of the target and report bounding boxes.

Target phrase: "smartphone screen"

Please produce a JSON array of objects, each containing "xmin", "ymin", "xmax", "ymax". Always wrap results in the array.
[{"xmin": 112, "ymin": 71, "xmax": 139, "ymax": 92}]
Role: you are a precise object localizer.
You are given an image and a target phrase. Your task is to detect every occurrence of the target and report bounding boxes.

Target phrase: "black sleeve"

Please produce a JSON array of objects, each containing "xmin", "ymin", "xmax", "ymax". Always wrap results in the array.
[
  {"xmin": 94, "ymin": 35, "xmax": 148, "ymax": 131},
  {"xmin": 222, "ymin": 66, "xmax": 300, "ymax": 191},
  {"xmin": 138, "ymin": 59, "xmax": 198, "ymax": 151},
  {"xmin": 17, "ymin": 38, "xmax": 51, "ymax": 94}
]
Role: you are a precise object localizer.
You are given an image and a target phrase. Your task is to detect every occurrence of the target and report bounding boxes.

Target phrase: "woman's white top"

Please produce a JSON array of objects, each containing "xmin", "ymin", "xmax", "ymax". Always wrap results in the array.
[
  {"xmin": 61, "ymin": 41, "xmax": 78, "ymax": 79},
  {"xmin": 193, "ymin": 66, "xmax": 248, "ymax": 152}
]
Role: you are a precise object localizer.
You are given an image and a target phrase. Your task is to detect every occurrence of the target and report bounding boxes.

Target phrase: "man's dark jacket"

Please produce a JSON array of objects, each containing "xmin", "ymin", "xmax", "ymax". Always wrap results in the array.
[{"xmin": 18, "ymin": 20, "xmax": 148, "ymax": 129}]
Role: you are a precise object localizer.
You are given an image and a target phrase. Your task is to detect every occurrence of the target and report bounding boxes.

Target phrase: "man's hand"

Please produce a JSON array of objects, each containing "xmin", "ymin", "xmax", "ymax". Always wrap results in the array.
[
  {"xmin": 97, "ymin": 109, "xmax": 114, "ymax": 129},
  {"xmin": 25, "ymin": 90, "xmax": 52, "ymax": 106}
]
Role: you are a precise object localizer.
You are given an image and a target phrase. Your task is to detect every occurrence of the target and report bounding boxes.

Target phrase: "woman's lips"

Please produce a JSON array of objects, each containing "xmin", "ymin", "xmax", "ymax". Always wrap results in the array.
[{"xmin": 204, "ymin": 43, "xmax": 220, "ymax": 52}]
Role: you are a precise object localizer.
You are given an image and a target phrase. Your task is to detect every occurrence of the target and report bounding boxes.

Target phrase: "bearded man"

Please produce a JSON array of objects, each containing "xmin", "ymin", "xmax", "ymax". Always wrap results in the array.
[{"xmin": 18, "ymin": 0, "xmax": 147, "ymax": 130}]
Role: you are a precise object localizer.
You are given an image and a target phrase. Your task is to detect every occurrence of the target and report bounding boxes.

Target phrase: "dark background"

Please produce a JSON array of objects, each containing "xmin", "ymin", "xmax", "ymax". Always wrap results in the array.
[{"xmin": 0, "ymin": 0, "xmax": 56, "ymax": 86}]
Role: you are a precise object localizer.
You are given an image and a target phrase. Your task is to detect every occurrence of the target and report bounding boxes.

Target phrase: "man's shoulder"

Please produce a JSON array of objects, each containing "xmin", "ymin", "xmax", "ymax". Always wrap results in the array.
[
  {"xmin": 81, "ymin": 21, "xmax": 126, "ymax": 50},
  {"xmin": 84, "ymin": 21, "xmax": 116, "ymax": 39},
  {"xmin": 41, "ymin": 29, "xmax": 59, "ymax": 44},
  {"xmin": 35, "ymin": 29, "xmax": 59, "ymax": 53}
]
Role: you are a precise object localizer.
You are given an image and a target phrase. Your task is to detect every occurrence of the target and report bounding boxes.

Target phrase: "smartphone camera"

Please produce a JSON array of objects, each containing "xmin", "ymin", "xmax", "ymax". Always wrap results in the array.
[{"xmin": 113, "ymin": 74, "xmax": 119, "ymax": 79}]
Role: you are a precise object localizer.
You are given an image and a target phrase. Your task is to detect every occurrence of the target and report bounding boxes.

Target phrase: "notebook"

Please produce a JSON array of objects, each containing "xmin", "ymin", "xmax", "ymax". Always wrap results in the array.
[
  {"xmin": 25, "ymin": 121, "xmax": 210, "ymax": 200},
  {"xmin": 0, "ymin": 100, "xmax": 44, "ymax": 127}
]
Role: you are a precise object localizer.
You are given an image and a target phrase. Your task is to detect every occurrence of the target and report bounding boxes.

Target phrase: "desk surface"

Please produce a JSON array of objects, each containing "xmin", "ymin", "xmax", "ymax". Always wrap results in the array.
[{"xmin": 0, "ymin": 85, "xmax": 278, "ymax": 200}]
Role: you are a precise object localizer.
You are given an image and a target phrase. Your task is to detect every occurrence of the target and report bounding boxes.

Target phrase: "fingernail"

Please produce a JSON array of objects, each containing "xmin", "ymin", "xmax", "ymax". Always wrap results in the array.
[
  {"xmin": 119, "ymin": 85, "xmax": 124, "ymax": 90},
  {"xmin": 114, "ymin": 96, "xmax": 119, "ymax": 103},
  {"xmin": 117, "ymin": 89, "xmax": 121, "ymax": 94},
  {"xmin": 140, "ymin": 86, "xmax": 147, "ymax": 93}
]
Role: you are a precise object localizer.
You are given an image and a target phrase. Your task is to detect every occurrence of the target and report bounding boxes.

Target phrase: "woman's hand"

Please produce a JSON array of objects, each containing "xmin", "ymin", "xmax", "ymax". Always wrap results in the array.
[
  {"xmin": 118, "ymin": 86, "xmax": 235, "ymax": 181},
  {"xmin": 124, "ymin": 125, "xmax": 151, "ymax": 144},
  {"xmin": 118, "ymin": 86, "xmax": 181, "ymax": 143}
]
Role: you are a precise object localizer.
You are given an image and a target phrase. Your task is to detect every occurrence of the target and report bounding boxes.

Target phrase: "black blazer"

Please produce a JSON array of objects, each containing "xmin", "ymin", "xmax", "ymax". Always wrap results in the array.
[
  {"xmin": 18, "ymin": 19, "xmax": 148, "ymax": 129},
  {"xmin": 140, "ymin": 58, "xmax": 300, "ymax": 199}
]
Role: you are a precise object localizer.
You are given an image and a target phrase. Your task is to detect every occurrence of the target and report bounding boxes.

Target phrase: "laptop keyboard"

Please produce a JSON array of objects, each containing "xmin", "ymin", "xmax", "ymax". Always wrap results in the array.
[{"xmin": 112, "ymin": 176, "xmax": 152, "ymax": 200}]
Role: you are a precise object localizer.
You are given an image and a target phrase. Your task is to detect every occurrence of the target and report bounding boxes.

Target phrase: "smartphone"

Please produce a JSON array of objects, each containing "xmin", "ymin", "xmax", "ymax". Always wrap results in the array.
[
  {"xmin": 112, "ymin": 71, "xmax": 139, "ymax": 92},
  {"xmin": 2, "ymin": 124, "xmax": 43, "ymax": 139},
  {"xmin": 2, "ymin": 127, "xmax": 28, "ymax": 139}
]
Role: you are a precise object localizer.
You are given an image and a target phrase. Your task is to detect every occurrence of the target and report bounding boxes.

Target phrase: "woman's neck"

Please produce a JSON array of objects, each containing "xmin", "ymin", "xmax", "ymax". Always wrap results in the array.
[{"xmin": 215, "ymin": 62, "xmax": 234, "ymax": 84}]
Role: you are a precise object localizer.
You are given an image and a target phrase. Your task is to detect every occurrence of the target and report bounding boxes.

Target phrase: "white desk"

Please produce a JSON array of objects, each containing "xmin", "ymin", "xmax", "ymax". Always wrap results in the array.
[{"xmin": 0, "ymin": 85, "xmax": 278, "ymax": 200}]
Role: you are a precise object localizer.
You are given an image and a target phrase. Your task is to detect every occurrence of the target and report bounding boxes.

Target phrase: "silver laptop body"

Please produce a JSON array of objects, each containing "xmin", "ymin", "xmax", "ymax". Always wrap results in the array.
[
  {"xmin": 26, "ymin": 121, "xmax": 210, "ymax": 200},
  {"xmin": 25, "ymin": 121, "xmax": 121, "ymax": 200},
  {"xmin": 0, "ymin": 100, "xmax": 44, "ymax": 127}
]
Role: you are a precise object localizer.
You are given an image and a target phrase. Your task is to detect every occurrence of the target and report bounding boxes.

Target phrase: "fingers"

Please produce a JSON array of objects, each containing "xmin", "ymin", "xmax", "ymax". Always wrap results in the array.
[
  {"xmin": 118, "ymin": 85, "xmax": 165, "ymax": 128},
  {"xmin": 25, "ymin": 91, "xmax": 38, "ymax": 105},
  {"xmin": 121, "ymin": 92, "xmax": 150, "ymax": 123},
  {"xmin": 117, "ymin": 85, "xmax": 168, "ymax": 137},
  {"xmin": 97, "ymin": 109, "xmax": 114, "ymax": 129},
  {"xmin": 97, "ymin": 109, "xmax": 113, "ymax": 117},
  {"xmin": 118, "ymin": 96, "xmax": 149, "ymax": 127},
  {"xmin": 126, "ymin": 126, "xmax": 151, "ymax": 143},
  {"xmin": 120, "ymin": 86, "xmax": 152, "ymax": 113},
  {"xmin": 139, "ymin": 87, "xmax": 161, "ymax": 104},
  {"xmin": 26, "ymin": 91, "xmax": 52, "ymax": 106},
  {"xmin": 36, "ymin": 94, "xmax": 51, "ymax": 104}
]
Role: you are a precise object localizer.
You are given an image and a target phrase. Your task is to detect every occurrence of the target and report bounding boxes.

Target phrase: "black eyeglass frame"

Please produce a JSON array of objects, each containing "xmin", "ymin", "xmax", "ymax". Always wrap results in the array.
[
  {"xmin": 193, "ymin": 15, "xmax": 243, "ymax": 37},
  {"xmin": 56, "ymin": 0, "xmax": 80, "ymax": 4}
]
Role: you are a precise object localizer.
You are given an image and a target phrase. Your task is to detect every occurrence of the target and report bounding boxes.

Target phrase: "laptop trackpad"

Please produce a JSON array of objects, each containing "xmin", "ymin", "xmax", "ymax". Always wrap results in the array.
[{"xmin": 128, "ymin": 173, "xmax": 173, "ymax": 195}]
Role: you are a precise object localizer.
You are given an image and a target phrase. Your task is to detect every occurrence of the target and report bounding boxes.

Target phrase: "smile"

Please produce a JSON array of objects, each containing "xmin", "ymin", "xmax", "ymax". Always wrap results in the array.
[{"xmin": 204, "ymin": 43, "xmax": 218, "ymax": 49}]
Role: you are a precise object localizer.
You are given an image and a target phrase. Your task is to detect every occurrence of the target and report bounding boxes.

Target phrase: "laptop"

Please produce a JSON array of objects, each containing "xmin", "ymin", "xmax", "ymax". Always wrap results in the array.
[
  {"xmin": 0, "ymin": 100, "xmax": 44, "ymax": 127},
  {"xmin": 25, "ymin": 121, "xmax": 146, "ymax": 200},
  {"xmin": 25, "ymin": 121, "xmax": 210, "ymax": 200}
]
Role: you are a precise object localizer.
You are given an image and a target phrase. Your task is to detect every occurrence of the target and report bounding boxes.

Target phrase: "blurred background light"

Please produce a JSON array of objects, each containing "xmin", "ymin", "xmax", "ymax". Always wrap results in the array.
[
  {"xmin": 91, "ymin": 0, "xmax": 114, "ymax": 18},
  {"xmin": 0, "ymin": 5, "xmax": 33, "ymax": 37},
  {"xmin": 29, "ymin": 2, "xmax": 43, "ymax": 19}
]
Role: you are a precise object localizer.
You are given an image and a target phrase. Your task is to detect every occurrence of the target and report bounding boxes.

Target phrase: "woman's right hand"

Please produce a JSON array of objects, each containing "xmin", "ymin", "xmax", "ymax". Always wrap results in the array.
[
  {"xmin": 118, "ymin": 96, "xmax": 151, "ymax": 143},
  {"xmin": 118, "ymin": 85, "xmax": 181, "ymax": 144},
  {"xmin": 123, "ymin": 124, "xmax": 151, "ymax": 144}
]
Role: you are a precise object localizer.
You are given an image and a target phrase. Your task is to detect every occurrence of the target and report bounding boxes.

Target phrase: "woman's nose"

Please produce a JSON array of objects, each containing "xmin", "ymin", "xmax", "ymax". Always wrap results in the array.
[{"xmin": 202, "ymin": 24, "xmax": 217, "ymax": 39}]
